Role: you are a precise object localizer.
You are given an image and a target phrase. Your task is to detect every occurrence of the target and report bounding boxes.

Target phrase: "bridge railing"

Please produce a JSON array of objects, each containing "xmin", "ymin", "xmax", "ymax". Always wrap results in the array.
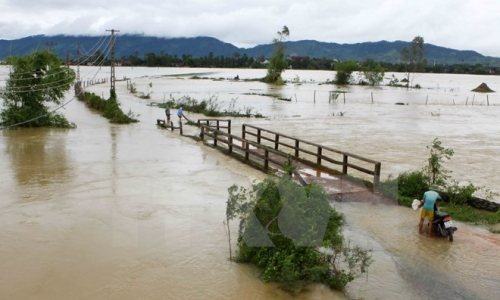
[
  {"xmin": 242, "ymin": 124, "xmax": 381, "ymax": 187},
  {"xmin": 197, "ymin": 119, "xmax": 231, "ymax": 135},
  {"xmin": 199, "ymin": 124, "xmax": 290, "ymax": 172}
]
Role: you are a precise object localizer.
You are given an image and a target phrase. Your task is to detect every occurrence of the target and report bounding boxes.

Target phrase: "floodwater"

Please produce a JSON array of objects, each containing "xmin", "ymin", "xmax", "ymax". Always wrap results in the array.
[{"xmin": 1, "ymin": 66, "xmax": 500, "ymax": 300}]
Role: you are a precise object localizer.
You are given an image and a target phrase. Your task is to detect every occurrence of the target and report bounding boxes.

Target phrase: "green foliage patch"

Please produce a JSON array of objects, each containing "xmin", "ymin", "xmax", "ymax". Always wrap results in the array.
[
  {"xmin": 80, "ymin": 90, "xmax": 138, "ymax": 124},
  {"xmin": 225, "ymin": 174, "xmax": 372, "ymax": 293}
]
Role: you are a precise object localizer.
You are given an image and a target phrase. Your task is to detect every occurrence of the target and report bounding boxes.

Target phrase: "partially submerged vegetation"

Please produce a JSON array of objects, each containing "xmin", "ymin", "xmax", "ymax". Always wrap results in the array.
[
  {"xmin": 0, "ymin": 49, "xmax": 76, "ymax": 128},
  {"xmin": 379, "ymin": 138, "xmax": 500, "ymax": 231},
  {"xmin": 76, "ymin": 87, "xmax": 139, "ymax": 124},
  {"xmin": 225, "ymin": 165, "xmax": 372, "ymax": 294},
  {"xmin": 157, "ymin": 94, "xmax": 266, "ymax": 118}
]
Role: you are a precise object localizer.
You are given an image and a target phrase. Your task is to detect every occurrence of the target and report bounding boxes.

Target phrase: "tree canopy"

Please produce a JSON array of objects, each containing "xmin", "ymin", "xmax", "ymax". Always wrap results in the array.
[
  {"xmin": 334, "ymin": 61, "xmax": 358, "ymax": 84},
  {"xmin": 264, "ymin": 26, "xmax": 290, "ymax": 84},
  {"xmin": 0, "ymin": 49, "xmax": 76, "ymax": 128}
]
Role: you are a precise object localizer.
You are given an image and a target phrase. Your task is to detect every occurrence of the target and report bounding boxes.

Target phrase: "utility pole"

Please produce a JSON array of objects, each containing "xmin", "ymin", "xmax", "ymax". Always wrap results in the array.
[
  {"xmin": 106, "ymin": 29, "xmax": 120, "ymax": 94},
  {"xmin": 76, "ymin": 44, "xmax": 80, "ymax": 82}
]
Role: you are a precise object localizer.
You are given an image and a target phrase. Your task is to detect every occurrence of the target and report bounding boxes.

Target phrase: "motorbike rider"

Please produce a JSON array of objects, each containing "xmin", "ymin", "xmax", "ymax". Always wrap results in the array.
[{"xmin": 418, "ymin": 189, "xmax": 442, "ymax": 237}]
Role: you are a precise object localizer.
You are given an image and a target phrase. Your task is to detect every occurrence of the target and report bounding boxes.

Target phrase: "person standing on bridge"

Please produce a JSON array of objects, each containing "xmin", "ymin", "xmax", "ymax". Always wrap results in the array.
[
  {"xmin": 418, "ymin": 189, "xmax": 442, "ymax": 237},
  {"xmin": 165, "ymin": 105, "xmax": 171, "ymax": 126},
  {"xmin": 177, "ymin": 105, "xmax": 185, "ymax": 123}
]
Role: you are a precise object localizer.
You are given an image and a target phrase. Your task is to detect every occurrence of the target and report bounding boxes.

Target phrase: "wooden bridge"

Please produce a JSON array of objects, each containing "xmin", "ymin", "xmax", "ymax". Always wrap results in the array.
[{"xmin": 195, "ymin": 119, "xmax": 382, "ymax": 199}]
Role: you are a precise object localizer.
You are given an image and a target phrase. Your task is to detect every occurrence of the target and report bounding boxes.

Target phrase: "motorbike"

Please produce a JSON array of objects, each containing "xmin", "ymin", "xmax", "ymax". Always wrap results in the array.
[{"xmin": 431, "ymin": 206, "xmax": 458, "ymax": 242}]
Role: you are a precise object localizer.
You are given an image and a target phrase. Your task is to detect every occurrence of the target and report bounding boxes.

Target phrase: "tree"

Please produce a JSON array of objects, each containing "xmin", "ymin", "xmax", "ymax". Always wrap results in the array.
[
  {"xmin": 362, "ymin": 63, "xmax": 385, "ymax": 86},
  {"xmin": 264, "ymin": 25, "xmax": 290, "ymax": 84},
  {"xmin": 0, "ymin": 49, "xmax": 76, "ymax": 128},
  {"xmin": 334, "ymin": 61, "xmax": 358, "ymax": 84},
  {"xmin": 400, "ymin": 36, "xmax": 425, "ymax": 88},
  {"xmin": 425, "ymin": 137, "xmax": 454, "ymax": 187},
  {"xmin": 225, "ymin": 173, "xmax": 372, "ymax": 293}
]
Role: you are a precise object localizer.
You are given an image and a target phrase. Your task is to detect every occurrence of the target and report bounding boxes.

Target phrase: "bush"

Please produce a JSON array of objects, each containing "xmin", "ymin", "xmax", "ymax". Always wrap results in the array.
[
  {"xmin": 397, "ymin": 169, "xmax": 429, "ymax": 198},
  {"xmin": 398, "ymin": 196, "xmax": 414, "ymax": 207},
  {"xmin": 83, "ymin": 91, "xmax": 138, "ymax": 124},
  {"xmin": 226, "ymin": 174, "xmax": 372, "ymax": 293}
]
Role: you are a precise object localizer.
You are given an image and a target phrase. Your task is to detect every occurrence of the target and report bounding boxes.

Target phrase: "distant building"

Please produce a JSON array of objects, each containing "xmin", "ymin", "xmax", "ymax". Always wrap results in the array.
[{"xmin": 289, "ymin": 54, "xmax": 309, "ymax": 61}]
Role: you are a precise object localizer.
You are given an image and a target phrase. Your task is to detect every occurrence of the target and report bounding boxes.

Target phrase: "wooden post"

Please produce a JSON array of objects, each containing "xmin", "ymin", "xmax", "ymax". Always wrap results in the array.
[
  {"xmin": 342, "ymin": 154, "xmax": 348, "ymax": 175},
  {"xmin": 228, "ymin": 136, "xmax": 233, "ymax": 154},
  {"xmin": 179, "ymin": 121, "xmax": 183, "ymax": 135},
  {"xmin": 213, "ymin": 130, "xmax": 217, "ymax": 147},
  {"xmin": 245, "ymin": 141, "xmax": 250, "ymax": 161},
  {"xmin": 228, "ymin": 120, "xmax": 231, "ymax": 135},
  {"xmin": 374, "ymin": 162, "xmax": 381, "ymax": 188},
  {"xmin": 257, "ymin": 129, "xmax": 261, "ymax": 144},
  {"xmin": 200, "ymin": 126, "xmax": 204, "ymax": 141},
  {"xmin": 264, "ymin": 150, "xmax": 269, "ymax": 170},
  {"xmin": 317, "ymin": 147, "xmax": 322, "ymax": 165},
  {"xmin": 241, "ymin": 125, "xmax": 246, "ymax": 150},
  {"xmin": 274, "ymin": 134, "xmax": 279, "ymax": 150},
  {"xmin": 295, "ymin": 140, "xmax": 299, "ymax": 157}
]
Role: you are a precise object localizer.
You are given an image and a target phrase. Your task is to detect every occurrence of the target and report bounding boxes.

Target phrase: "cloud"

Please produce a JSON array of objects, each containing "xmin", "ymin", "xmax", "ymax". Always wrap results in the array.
[{"xmin": 1, "ymin": 0, "xmax": 499, "ymax": 57}]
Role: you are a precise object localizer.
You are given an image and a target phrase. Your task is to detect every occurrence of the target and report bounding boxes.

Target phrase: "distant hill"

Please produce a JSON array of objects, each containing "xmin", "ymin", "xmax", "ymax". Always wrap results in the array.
[{"xmin": 1, "ymin": 34, "xmax": 500, "ymax": 66}]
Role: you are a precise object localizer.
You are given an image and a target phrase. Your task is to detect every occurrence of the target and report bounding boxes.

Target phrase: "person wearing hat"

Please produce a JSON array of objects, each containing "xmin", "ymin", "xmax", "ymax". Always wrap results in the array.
[{"xmin": 418, "ymin": 189, "xmax": 442, "ymax": 237}]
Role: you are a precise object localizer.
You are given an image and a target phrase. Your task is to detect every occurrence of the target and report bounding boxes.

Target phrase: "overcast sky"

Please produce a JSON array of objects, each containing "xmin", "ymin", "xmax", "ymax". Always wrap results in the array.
[{"xmin": 1, "ymin": 0, "xmax": 499, "ymax": 57}]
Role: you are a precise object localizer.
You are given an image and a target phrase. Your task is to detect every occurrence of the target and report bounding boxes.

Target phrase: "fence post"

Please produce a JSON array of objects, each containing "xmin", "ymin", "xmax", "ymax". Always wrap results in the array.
[
  {"xmin": 342, "ymin": 154, "xmax": 348, "ymax": 174},
  {"xmin": 275, "ymin": 134, "xmax": 279, "ymax": 150},
  {"xmin": 242, "ymin": 124, "xmax": 246, "ymax": 149},
  {"xmin": 179, "ymin": 121, "xmax": 183, "ymax": 135},
  {"xmin": 295, "ymin": 140, "xmax": 299, "ymax": 157},
  {"xmin": 228, "ymin": 120, "xmax": 231, "ymax": 135},
  {"xmin": 257, "ymin": 129, "xmax": 261, "ymax": 144},
  {"xmin": 245, "ymin": 141, "xmax": 250, "ymax": 161},
  {"xmin": 228, "ymin": 136, "xmax": 233, "ymax": 154},
  {"xmin": 213, "ymin": 130, "xmax": 217, "ymax": 147},
  {"xmin": 374, "ymin": 162, "xmax": 381, "ymax": 188},
  {"xmin": 264, "ymin": 150, "xmax": 269, "ymax": 170},
  {"xmin": 317, "ymin": 147, "xmax": 322, "ymax": 165}
]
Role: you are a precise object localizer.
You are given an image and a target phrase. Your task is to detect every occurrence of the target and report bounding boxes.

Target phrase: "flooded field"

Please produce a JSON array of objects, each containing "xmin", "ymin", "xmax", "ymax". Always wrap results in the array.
[{"xmin": 1, "ymin": 66, "xmax": 499, "ymax": 299}]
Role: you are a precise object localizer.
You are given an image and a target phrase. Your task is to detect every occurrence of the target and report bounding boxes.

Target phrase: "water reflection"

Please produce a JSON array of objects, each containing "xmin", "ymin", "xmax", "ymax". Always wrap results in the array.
[{"xmin": 4, "ymin": 128, "xmax": 73, "ymax": 192}]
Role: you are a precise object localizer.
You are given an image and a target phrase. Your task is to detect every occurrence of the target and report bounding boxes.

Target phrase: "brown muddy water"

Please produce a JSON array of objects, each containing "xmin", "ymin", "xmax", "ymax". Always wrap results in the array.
[{"xmin": 1, "ymin": 67, "xmax": 500, "ymax": 299}]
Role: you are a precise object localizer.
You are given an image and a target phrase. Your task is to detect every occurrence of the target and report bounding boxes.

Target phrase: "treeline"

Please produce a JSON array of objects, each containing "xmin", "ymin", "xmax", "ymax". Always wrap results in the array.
[{"xmin": 97, "ymin": 52, "xmax": 499, "ymax": 75}]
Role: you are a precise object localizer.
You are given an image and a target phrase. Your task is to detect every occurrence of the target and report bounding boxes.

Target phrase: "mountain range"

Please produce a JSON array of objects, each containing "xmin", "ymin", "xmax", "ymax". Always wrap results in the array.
[{"xmin": 1, "ymin": 34, "xmax": 500, "ymax": 66}]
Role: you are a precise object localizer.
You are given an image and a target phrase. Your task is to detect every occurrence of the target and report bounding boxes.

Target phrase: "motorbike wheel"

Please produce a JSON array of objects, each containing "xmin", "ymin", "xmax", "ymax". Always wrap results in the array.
[{"xmin": 447, "ymin": 227, "xmax": 454, "ymax": 242}]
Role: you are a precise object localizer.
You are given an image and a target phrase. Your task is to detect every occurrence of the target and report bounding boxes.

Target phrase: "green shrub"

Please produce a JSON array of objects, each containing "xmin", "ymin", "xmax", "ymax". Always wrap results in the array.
[
  {"xmin": 398, "ymin": 196, "xmax": 414, "ymax": 208},
  {"xmin": 226, "ymin": 174, "xmax": 372, "ymax": 293},
  {"xmin": 439, "ymin": 203, "xmax": 481, "ymax": 223},
  {"xmin": 83, "ymin": 91, "xmax": 138, "ymax": 124},
  {"xmin": 397, "ymin": 169, "xmax": 429, "ymax": 198}
]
